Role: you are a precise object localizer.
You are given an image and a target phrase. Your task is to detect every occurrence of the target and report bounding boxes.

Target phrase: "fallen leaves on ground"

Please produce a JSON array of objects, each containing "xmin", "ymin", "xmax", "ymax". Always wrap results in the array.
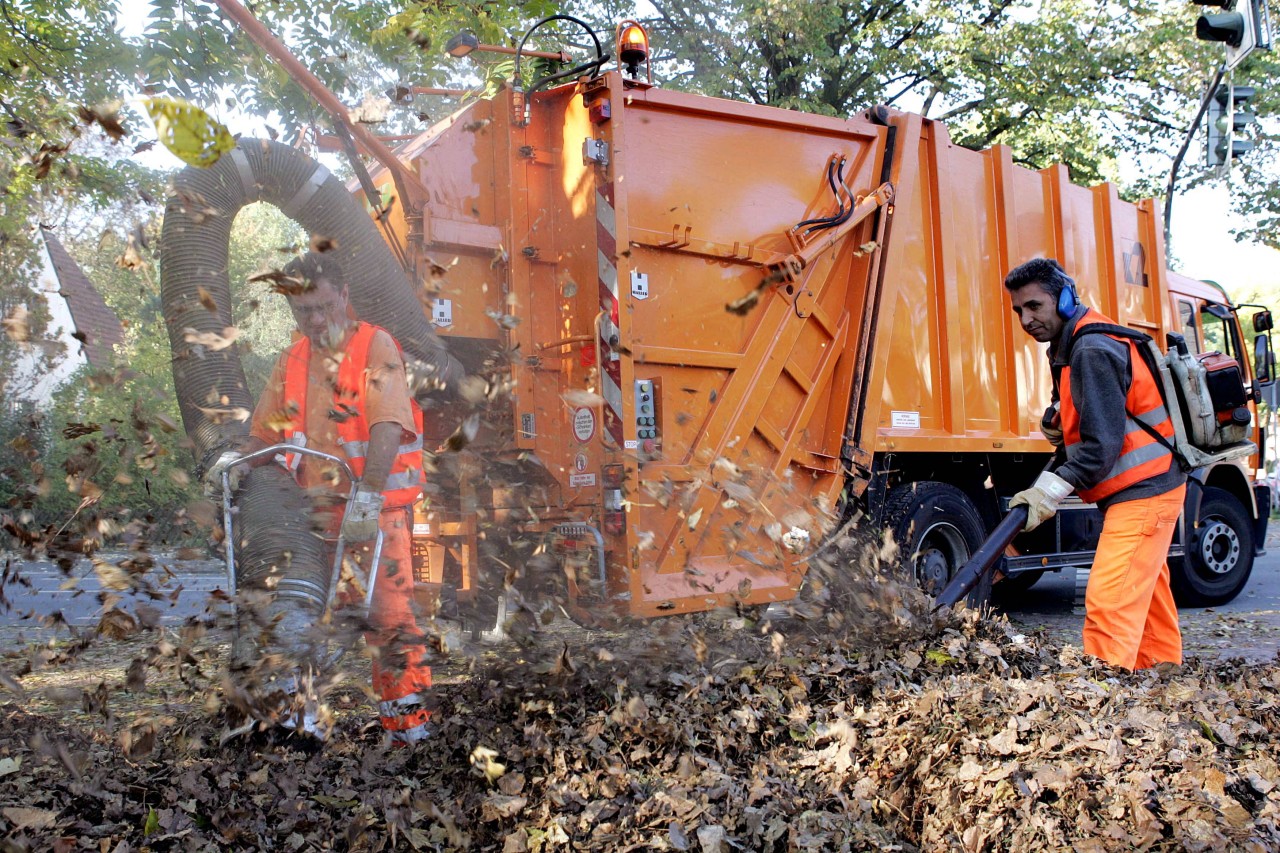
[{"xmin": 0, "ymin": 602, "xmax": 1278, "ymax": 851}]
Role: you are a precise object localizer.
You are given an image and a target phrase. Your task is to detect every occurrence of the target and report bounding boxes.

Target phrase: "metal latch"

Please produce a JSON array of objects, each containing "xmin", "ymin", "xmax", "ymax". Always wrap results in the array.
[{"xmin": 583, "ymin": 138, "xmax": 609, "ymax": 167}]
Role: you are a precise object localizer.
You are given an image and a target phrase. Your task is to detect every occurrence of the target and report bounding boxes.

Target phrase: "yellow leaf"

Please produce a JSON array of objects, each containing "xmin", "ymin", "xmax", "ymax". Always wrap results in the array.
[
  {"xmin": 144, "ymin": 97, "xmax": 236, "ymax": 168},
  {"xmin": 93, "ymin": 559, "xmax": 132, "ymax": 591}
]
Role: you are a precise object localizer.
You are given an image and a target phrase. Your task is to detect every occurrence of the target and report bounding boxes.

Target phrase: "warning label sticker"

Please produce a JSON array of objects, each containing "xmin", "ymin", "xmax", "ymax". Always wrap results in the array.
[
  {"xmin": 573, "ymin": 407, "xmax": 596, "ymax": 442},
  {"xmin": 890, "ymin": 410, "xmax": 921, "ymax": 429}
]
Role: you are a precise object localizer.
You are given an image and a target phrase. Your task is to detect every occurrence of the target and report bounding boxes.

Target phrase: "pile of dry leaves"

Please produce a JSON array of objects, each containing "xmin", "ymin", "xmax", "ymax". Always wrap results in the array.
[{"xmin": 0, "ymin": 590, "xmax": 1278, "ymax": 852}]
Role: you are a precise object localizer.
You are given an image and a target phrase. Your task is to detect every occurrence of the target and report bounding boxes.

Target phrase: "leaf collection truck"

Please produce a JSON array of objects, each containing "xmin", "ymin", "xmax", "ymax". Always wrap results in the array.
[{"xmin": 160, "ymin": 2, "xmax": 1274, "ymax": 635}]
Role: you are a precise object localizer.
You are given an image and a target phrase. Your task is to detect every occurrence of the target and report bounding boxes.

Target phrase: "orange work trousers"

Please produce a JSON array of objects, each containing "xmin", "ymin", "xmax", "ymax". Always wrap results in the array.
[
  {"xmin": 1083, "ymin": 484, "xmax": 1186, "ymax": 670},
  {"xmin": 333, "ymin": 507, "xmax": 432, "ymax": 741}
]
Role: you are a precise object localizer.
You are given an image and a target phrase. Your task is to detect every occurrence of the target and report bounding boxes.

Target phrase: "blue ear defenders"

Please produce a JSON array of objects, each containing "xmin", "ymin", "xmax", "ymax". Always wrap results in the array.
[{"xmin": 1056, "ymin": 281, "xmax": 1079, "ymax": 319}]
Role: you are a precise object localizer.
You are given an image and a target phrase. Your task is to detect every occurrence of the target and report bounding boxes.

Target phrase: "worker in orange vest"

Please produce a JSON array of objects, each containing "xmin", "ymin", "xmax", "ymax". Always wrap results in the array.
[
  {"xmin": 1005, "ymin": 258, "xmax": 1187, "ymax": 670},
  {"xmin": 213, "ymin": 250, "xmax": 433, "ymax": 745}
]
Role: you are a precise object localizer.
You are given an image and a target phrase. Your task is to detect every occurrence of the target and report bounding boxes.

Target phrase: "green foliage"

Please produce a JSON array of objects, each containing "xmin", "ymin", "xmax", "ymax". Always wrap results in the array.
[
  {"xmin": 1, "ymin": 2, "xmax": 162, "ymax": 402},
  {"xmin": 2, "ymin": 204, "xmax": 300, "ymax": 539}
]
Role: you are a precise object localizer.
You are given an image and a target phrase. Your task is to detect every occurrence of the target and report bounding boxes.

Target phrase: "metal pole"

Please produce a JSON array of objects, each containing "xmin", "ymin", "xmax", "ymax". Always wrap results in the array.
[{"xmin": 1163, "ymin": 66, "xmax": 1225, "ymax": 264}]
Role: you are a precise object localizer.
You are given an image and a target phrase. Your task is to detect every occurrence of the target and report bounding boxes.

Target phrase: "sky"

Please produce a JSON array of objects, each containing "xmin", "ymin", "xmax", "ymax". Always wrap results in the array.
[{"xmin": 1169, "ymin": 183, "xmax": 1280, "ymax": 293}]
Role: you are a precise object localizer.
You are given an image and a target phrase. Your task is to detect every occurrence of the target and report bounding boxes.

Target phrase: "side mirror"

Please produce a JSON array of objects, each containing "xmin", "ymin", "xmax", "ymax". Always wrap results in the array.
[
  {"xmin": 1255, "ymin": 310, "xmax": 1274, "ymax": 333},
  {"xmin": 1255, "ymin": 333, "xmax": 1275, "ymax": 385}
]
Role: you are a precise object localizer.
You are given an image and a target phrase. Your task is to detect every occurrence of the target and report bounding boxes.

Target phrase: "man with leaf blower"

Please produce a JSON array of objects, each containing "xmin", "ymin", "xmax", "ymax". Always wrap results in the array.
[
  {"xmin": 1005, "ymin": 258, "xmax": 1187, "ymax": 670},
  {"xmin": 208, "ymin": 250, "xmax": 433, "ymax": 745}
]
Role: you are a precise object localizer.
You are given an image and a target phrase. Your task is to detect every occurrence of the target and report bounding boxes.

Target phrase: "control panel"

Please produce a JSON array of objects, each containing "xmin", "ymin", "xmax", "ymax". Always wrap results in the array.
[{"xmin": 634, "ymin": 378, "xmax": 661, "ymax": 447}]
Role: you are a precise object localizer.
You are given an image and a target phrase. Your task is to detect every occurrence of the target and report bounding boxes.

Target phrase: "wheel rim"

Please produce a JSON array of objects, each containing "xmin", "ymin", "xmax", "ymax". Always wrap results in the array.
[
  {"xmin": 1197, "ymin": 518, "xmax": 1240, "ymax": 576},
  {"xmin": 913, "ymin": 521, "xmax": 971, "ymax": 594}
]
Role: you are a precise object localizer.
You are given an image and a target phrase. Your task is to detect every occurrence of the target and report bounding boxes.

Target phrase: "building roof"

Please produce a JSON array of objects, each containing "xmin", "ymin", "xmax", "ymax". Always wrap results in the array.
[{"xmin": 39, "ymin": 227, "xmax": 125, "ymax": 370}]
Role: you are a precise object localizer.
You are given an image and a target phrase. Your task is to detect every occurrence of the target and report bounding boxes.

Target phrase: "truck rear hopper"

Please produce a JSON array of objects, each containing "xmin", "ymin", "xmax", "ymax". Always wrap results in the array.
[{"xmin": 369, "ymin": 70, "xmax": 1266, "ymax": 618}]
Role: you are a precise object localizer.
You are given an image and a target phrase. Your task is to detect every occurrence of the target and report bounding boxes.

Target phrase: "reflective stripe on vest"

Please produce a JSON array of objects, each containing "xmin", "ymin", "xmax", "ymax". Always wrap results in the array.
[
  {"xmin": 1059, "ymin": 310, "xmax": 1174, "ymax": 503},
  {"xmin": 379, "ymin": 691, "xmax": 431, "ymax": 736},
  {"xmin": 281, "ymin": 322, "xmax": 425, "ymax": 507}
]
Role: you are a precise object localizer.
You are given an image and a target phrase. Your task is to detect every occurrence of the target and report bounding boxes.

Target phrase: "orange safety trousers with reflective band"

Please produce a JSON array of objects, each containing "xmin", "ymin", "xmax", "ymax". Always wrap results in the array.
[
  {"xmin": 281, "ymin": 322, "xmax": 425, "ymax": 508},
  {"xmin": 1083, "ymin": 484, "xmax": 1186, "ymax": 669},
  {"xmin": 1059, "ymin": 311, "xmax": 1175, "ymax": 504},
  {"xmin": 332, "ymin": 508, "xmax": 433, "ymax": 743}
]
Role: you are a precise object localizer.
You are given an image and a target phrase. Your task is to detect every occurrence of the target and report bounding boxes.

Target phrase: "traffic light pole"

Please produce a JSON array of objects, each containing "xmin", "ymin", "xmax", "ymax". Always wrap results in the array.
[{"xmin": 1163, "ymin": 66, "xmax": 1226, "ymax": 264}]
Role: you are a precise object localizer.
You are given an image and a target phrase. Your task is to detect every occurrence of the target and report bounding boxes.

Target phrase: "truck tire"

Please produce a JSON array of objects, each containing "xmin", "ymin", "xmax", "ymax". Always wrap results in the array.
[
  {"xmin": 1172, "ymin": 486, "xmax": 1255, "ymax": 607},
  {"xmin": 884, "ymin": 481, "xmax": 991, "ymax": 607}
]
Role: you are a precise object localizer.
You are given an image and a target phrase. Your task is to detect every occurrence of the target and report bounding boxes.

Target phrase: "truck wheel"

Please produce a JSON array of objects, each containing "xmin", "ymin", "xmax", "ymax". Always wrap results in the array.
[
  {"xmin": 884, "ymin": 481, "xmax": 991, "ymax": 607},
  {"xmin": 1172, "ymin": 486, "xmax": 1255, "ymax": 607}
]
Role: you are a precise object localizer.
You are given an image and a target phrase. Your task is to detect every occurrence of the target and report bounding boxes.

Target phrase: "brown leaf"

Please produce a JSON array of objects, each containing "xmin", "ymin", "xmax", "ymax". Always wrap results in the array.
[
  {"xmin": 195, "ymin": 405, "xmax": 250, "ymax": 424},
  {"xmin": 2, "ymin": 305, "xmax": 31, "ymax": 342},
  {"xmin": 77, "ymin": 103, "xmax": 129, "ymax": 141},
  {"xmin": 2, "ymin": 807, "xmax": 57, "ymax": 831},
  {"xmin": 182, "ymin": 326, "xmax": 239, "ymax": 351},
  {"xmin": 115, "ymin": 230, "xmax": 147, "ymax": 271},
  {"xmin": 196, "ymin": 286, "xmax": 218, "ymax": 312},
  {"xmin": 481, "ymin": 794, "xmax": 526, "ymax": 821},
  {"xmin": 310, "ymin": 235, "xmax": 338, "ymax": 253},
  {"xmin": 62, "ymin": 422, "xmax": 101, "ymax": 440},
  {"xmin": 248, "ymin": 268, "xmax": 311, "ymax": 296}
]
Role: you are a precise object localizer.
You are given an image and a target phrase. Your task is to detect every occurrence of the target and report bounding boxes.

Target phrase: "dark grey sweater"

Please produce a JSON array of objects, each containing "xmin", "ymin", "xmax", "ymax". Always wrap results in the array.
[{"xmin": 1049, "ymin": 307, "xmax": 1186, "ymax": 508}]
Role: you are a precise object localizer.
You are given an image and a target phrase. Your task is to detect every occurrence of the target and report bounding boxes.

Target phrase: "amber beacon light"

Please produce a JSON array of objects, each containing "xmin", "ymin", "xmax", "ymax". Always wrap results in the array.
[{"xmin": 616, "ymin": 20, "xmax": 651, "ymax": 81}]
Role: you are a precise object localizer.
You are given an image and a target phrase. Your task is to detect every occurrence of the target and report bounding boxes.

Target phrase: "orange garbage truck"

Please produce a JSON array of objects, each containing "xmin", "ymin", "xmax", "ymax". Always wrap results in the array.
[{"xmin": 163, "ymin": 6, "xmax": 1273, "ymax": 633}]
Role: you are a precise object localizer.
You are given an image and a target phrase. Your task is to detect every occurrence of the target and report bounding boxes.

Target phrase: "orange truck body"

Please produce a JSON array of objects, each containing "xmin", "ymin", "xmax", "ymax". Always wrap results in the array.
[{"xmin": 357, "ymin": 71, "xmax": 1268, "ymax": 616}]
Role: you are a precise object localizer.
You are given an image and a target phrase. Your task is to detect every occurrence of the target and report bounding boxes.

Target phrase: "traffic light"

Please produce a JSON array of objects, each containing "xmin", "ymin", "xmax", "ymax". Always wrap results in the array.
[
  {"xmin": 1206, "ymin": 85, "xmax": 1258, "ymax": 166},
  {"xmin": 1194, "ymin": 1, "xmax": 1267, "ymax": 70}
]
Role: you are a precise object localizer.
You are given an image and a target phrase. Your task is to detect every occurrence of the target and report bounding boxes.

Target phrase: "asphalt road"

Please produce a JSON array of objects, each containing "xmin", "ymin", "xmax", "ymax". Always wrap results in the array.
[
  {"xmin": 1, "ymin": 543, "xmax": 1279, "ymax": 663},
  {"xmin": 1000, "ymin": 534, "xmax": 1280, "ymax": 664},
  {"xmin": 0, "ymin": 552, "xmax": 229, "ymax": 645}
]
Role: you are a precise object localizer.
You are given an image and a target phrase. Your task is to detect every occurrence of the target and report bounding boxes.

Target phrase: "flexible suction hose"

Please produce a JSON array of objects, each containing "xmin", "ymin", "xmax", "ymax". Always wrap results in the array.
[{"xmin": 160, "ymin": 138, "xmax": 462, "ymax": 611}]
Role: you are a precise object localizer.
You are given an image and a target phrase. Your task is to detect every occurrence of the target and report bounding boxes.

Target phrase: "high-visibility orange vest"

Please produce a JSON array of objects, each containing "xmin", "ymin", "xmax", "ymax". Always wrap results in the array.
[
  {"xmin": 280, "ymin": 322, "xmax": 425, "ymax": 508},
  {"xmin": 1059, "ymin": 310, "xmax": 1174, "ymax": 503}
]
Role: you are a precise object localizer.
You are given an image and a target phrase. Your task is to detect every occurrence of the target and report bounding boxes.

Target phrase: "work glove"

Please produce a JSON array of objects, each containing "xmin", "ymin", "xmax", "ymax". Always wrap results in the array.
[
  {"xmin": 204, "ymin": 450, "xmax": 246, "ymax": 498},
  {"xmin": 1040, "ymin": 402, "xmax": 1063, "ymax": 447},
  {"xmin": 341, "ymin": 485, "xmax": 385, "ymax": 541},
  {"xmin": 1008, "ymin": 471, "xmax": 1073, "ymax": 532}
]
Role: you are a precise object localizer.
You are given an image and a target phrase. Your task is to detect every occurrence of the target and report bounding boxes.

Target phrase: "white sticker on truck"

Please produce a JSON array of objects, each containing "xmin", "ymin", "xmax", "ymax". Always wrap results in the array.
[
  {"xmin": 573, "ymin": 407, "xmax": 596, "ymax": 442},
  {"xmin": 891, "ymin": 410, "xmax": 921, "ymax": 429}
]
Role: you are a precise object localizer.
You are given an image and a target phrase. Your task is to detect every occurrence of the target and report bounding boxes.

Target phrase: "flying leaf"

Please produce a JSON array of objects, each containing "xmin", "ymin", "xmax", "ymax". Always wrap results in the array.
[
  {"xmin": 77, "ymin": 103, "xmax": 129, "ymax": 141},
  {"xmin": 196, "ymin": 405, "xmax": 251, "ymax": 424},
  {"xmin": 143, "ymin": 97, "xmax": 236, "ymax": 168},
  {"xmin": 197, "ymin": 286, "xmax": 218, "ymax": 312},
  {"xmin": 470, "ymin": 745, "xmax": 507, "ymax": 785},
  {"xmin": 562, "ymin": 389, "xmax": 604, "ymax": 408},
  {"xmin": 310, "ymin": 235, "xmax": 338, "ymax": 253},
  {"xmin": 115, "ymin": 230, "xmax": 147, "ymax": 271},
  {"xmin": 248, "ymin": 268, "xmax": 311, "ymax": 296},
  {"xmin": 2, "ymin": 305, "xmax": 30, "ymax": 342},
  {"xmin": 349, "ymin": 94, "xmax": 391, "ymax": 124},
  {"xmin": 183, "ymin": 326, "xmax": 240, "ymax": 351}
]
